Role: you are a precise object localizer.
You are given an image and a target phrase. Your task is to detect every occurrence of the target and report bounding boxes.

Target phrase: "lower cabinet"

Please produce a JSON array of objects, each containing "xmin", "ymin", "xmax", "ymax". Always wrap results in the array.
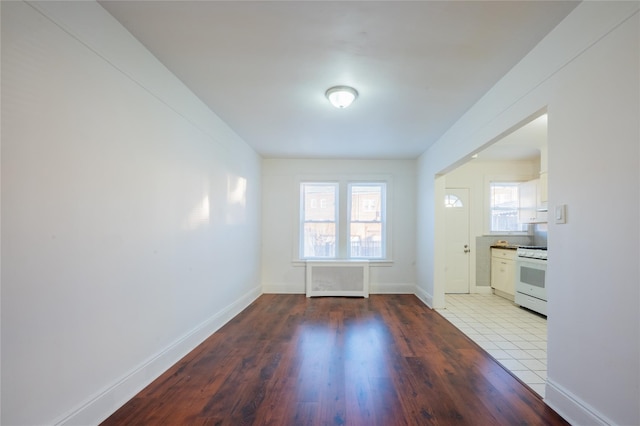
[{"xmin": 491, "ymin": 248, "xmax": 516, "ymax": 299}]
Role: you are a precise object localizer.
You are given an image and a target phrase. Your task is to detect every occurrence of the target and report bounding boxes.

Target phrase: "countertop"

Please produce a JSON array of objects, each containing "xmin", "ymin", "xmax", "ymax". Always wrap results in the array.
[{"xmin": 490, "ymin": 245, "xmax": 519, "ymax": 250}]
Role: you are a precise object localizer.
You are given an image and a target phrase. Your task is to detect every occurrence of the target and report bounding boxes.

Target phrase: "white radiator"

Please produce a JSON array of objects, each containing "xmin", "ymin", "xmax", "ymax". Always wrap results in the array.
[{"xmin": 306, "ymin": 261, "xmax": 369, "ymax": 298}]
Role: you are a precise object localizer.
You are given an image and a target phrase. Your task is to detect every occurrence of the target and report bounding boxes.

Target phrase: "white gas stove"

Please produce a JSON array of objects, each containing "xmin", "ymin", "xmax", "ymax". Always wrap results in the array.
[{"xmin": 515, "ymin": 246, "xmax": 547, "ymax": 316}]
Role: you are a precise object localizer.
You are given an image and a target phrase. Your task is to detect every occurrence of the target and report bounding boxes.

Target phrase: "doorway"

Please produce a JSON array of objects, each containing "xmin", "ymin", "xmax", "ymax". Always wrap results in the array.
[
  {"xmin": 437, "ymin": 111, "xmax": 548, "ymax": 303},
  {"xmin": 436, "ymin": 112, "xmax": 549, "ymax": 397}
]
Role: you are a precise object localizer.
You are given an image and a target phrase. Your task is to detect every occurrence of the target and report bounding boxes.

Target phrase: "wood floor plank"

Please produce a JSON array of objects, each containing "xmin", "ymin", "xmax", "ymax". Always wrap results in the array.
[{"xmin": 101, "ymin": 294, "xmax": 568, "ymax": 426}]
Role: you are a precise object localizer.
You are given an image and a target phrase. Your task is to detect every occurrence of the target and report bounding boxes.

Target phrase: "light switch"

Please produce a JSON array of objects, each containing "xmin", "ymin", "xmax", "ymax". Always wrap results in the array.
[{"xmin": 555, "ymin": 204, "xmax": 566, "ymax": 224}]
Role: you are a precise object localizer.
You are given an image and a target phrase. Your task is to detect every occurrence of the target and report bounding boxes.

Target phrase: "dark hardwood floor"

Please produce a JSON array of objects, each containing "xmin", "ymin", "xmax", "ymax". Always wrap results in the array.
[{"xmin": 102, "ymin": 294, "xmax": 568, "ymax": 425}]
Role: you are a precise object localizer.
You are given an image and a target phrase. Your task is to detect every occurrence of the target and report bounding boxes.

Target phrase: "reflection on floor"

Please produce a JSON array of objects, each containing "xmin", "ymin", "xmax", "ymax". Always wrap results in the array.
[{"xmin": 436, "ymin": 293, "xmax": 548, "ymax": 398}]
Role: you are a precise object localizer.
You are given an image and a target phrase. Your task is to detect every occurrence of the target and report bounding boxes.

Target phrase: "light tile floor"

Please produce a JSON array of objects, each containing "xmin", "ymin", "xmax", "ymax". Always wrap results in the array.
[{"xmin": 436, "ymin": 293, "xmax": 548, "ymax": 398}]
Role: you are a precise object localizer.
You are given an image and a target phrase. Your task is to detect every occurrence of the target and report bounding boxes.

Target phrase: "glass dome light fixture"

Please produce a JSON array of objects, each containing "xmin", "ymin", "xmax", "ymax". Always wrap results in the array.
[{"xmin": 325, "ymin": 85, "xmax": 358, "ymax": 109}]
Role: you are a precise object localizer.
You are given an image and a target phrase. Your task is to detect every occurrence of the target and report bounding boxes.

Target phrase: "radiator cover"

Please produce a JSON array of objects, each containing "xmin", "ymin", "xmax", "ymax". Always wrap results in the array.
[{"xmin": 306, "ymin": 261, "xmax": 369, "ymax": 297}]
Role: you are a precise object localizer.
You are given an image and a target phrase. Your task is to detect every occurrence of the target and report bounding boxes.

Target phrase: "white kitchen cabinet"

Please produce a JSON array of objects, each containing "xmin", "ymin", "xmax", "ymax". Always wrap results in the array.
[
  {"xmin": 491, "ymin": 248, "xmax": 516, "ymax": 299},
  {"xmin": 518, "ymin": 178, "xmax": 548, "ymax": 223},
  {"xmin": 539, "ymin": 145, "xmax": 548, "ymax": 204},
  {"xmin": 539, "ymin": 172, "xmax": 548, "ymax": 204}
]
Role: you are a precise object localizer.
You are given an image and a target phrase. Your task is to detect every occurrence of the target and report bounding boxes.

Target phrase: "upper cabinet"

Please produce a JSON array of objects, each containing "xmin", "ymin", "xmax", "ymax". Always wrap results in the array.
[
  {"xmin": 519, "ymin": 178, "xmax": 548, "ymax": 223},
  {"xmin": 539, "ymin": 172, "xmax": 548, "ymax": 204},
  {"xmin": 519, "ymin": 141, "xmax": 548, "ymax": 224},
  {"xmin": 538, "ymin": 145, "xmax": 548, "ymax": 205}
]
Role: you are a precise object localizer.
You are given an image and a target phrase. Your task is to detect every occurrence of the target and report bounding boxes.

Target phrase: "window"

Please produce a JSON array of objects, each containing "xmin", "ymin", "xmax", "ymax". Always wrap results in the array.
[
  {"xmin": 444, "ymin": 194, "xmax": 463, "ymax": 208},
  {"xmin": 490, "ymin": 182, "xmax": 526, "ymax": 232},
  {"xmin": 300, "ymin": 181, "xmax": 387, "ymax": 260},
  {"xmin": 349, "ymin": 183, "xmax": 385, "ymax": 259},
  {"xmin": 301, "ymin": 183, "xmax": 337, "ymax": 258}
]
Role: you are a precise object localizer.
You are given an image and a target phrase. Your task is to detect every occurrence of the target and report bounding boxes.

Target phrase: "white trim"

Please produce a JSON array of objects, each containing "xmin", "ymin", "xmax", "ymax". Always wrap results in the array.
[
  {"xmin": 299, "ymin": 181, "xmax": 339, "ymax": 259},
  {"xmin": 262, "ymin": 281, "xmax": 414, "ymax": 295},
  {"xmin": 370, "ymin": 282, "xmax": 416, "ymax": 294},
  {"xmin": 545, "ymin": 379, "xmax": 613, "ymax": 426},
  {"xmin": 414, "ymin": 286, "xmax": 433, "ymax": 309},
  {"xmin": 54, "ymin": 287, "xmax": 262, "ymax": 426},
  {"xmin": 367, "ymin": 260, "xmax": 394, "ymax": 267},
  {"xmin": 293, "ymin": 259, "xmax": 394, "ymax": 267},
  {"xmin": 472, "ymin": 286, "xmax": 493, "ymax": 295},
  {"xmin": 294, "ymin": 174, "xmax": 394, "ymax": 262},
  {"xmin": 262, "ymin": 284, "xmax": 306, "ymax": 294},
  {"xmin": 347, "ymin": 182, "xmax": 387, "ymax": 259}
]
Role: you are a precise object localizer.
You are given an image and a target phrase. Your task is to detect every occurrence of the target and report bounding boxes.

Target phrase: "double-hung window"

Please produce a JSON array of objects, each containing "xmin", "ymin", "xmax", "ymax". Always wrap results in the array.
[
  {"xmin": 348, "ymin": 183, "xmax": 385, "ymax": 258},
  {"xmin": 489, "ymin": 182, "xmax": 526, "ymax": 233},
  {"xmin": 301, "ymin": 183, "xmax": 338, "ymax": 258},
  {"xmin": 300, "ymin": 181, "xmax": 387, "ymax": 260}
]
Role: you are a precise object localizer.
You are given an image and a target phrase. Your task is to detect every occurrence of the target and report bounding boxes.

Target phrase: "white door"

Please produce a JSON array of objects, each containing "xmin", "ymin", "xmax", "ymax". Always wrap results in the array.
[{"xmin": 445, "ymin": 188, "xmax": 470, "ymax": 294}]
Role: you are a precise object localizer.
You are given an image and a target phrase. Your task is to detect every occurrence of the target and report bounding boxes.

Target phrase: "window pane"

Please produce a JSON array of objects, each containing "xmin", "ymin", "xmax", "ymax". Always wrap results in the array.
[
  {"xmin": 490, "ymin": 183, "xmax": 525, "ymax": 232},
  {"xmin": 351, "ymin": 185, "xmax": 381, "ymax": 221},
  {"xmin": 350, "ymin": 222, "xmax": 382, "ymax": 257},
  {"xmin": 445, "ymin": 194, "xmax": 463, "ymax": 208},
  {"xmin": 304, "ymin": 185, "xmax": 335, "ymax": 221},
  {"xmin": 303, "ymin": 223, "xmax": 335, "ymax": 257}
]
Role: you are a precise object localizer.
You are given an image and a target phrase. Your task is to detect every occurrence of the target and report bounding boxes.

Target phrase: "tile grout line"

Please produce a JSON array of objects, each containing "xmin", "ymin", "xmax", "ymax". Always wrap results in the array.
[{"xmin": 437, "ymin": 293, "xmax": 548, "ymax": 398}]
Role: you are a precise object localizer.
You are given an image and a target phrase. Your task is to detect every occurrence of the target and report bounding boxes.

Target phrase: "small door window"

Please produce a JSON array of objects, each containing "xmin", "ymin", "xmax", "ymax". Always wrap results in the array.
[{"xmin": 445, "ymin": 194, "xmax": 463, "ymax": 208}]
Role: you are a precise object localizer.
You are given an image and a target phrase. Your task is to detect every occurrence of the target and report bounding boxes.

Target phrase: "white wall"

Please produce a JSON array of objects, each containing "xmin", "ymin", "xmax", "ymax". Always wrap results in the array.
[
  {"xmin": 261, "ymin": 159, "xmax": 416, "ymax": 294},
  {"xmin": 1, "ymin": 2, "xmax": 262, "ymax": 425},
  {"xmin": 417, "ymin": 3, "xmax": 639, "ymax": 425},
  {"xmin": 444, "ymin": 159, "xmax": 538, "ymax": 289}
]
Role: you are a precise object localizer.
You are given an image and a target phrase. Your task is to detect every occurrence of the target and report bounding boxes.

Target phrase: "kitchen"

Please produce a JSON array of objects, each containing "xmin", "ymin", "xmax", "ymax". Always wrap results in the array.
[{"xmin": 439, "ymin": 113, "xmax": 550, "ymax": 396}]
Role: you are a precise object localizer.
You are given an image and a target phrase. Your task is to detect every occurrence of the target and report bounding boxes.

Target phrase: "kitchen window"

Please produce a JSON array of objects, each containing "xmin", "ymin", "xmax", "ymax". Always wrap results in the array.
[
  {"xmin": 300, "ymin": 181, "xmax": 387, "ymax": 260},
  {"xmin": 490, "ymin": 182, "xmax": 526, "ymax": 233}
]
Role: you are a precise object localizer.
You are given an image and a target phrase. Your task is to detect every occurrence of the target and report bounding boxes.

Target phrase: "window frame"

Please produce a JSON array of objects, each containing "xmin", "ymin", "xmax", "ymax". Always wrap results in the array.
[
  {"xmin": 347, "ymin": 182, "xmax": 386, "ymax": 259},
  {"xmin": 297, "ymin": 177, "xmax": 391, "ymax": 262},
  {"xmin": 488, "ymin": 180, "xmax": 528, "ymax": 235},
  {"xmin": 299, "ymin": 182, "xmax": 339, "ymax": 259}
]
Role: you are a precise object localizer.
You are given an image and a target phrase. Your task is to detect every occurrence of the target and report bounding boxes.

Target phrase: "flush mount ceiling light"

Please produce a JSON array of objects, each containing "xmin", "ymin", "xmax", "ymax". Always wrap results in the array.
[{"xmin": 325, "ymin": 86, "xmax": 358, "ymax": 109}]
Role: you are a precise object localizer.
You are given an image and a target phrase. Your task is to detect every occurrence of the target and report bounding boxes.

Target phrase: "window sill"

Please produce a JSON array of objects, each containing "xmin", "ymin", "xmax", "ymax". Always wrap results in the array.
[
  {"xmin": 487, "ymin": 232, "xmax": 529, "ymax": 236},
  {"xmin": 292, "ymin": 259, "xmax": 394, "ymax": 267}
]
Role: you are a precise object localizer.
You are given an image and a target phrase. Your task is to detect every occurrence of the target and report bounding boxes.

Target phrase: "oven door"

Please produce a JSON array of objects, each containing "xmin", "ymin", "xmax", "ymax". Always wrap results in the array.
[{"xmin": 516, "ymin": 257, "xmax": 547, "ymax": 301}]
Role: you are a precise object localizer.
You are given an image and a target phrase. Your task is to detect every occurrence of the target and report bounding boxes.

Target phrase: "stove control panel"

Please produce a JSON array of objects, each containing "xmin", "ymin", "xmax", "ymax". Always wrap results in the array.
[{"xmin": 517, "ymin": 247, "xmax": 548, "ymax": 260}]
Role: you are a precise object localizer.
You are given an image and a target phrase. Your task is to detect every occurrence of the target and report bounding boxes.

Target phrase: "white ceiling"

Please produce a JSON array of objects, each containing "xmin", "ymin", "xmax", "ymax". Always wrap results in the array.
[
  {"xmin": 476, "ymin": 113, "xmax": 548, "ymax": 162},
  {"xmin": 100, "ymin": 1, "xmax": 577, "ymax": 160}
]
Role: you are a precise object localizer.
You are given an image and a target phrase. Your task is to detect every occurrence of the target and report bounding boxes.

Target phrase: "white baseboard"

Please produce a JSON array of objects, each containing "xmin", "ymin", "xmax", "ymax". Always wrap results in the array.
[
  {"xmin": 55, "ymin": 286, "xmax": 262, "ymax": 426},
  {"xmin": 545, "ymin": 379, "xmax": 612, "ymax": 426},
  {"xmin": 263, "ymin": 283, "xmax": 416, "ymax": 295},
  {"xmin": 369, "ymin": 282, "xmax": 416, "ymax": 294},
  {"xmin": 473, "ymin": 286, "xmax": 493, "ymax": 294},
  {"xmin": 414, "ymin": 286, "xmax": 433, "ymax": 308},
  {"xmin": 262, "ymin": 284, "xmax": 305, "ymax": 294}
]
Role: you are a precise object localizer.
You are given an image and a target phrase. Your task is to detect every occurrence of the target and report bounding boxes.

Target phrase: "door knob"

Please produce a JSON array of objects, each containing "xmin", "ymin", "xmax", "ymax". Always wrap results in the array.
[{"xmin": 463, "ymin": 244, "xmax": 470, "ymax": 253}]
